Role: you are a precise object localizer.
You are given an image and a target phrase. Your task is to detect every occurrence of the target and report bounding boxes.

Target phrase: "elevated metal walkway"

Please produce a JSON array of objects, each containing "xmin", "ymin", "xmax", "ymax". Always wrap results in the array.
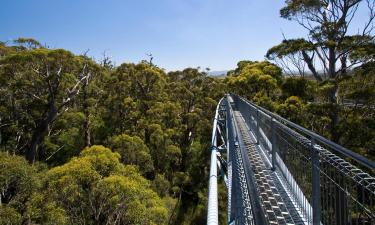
[{"xmin": 207, "ymin": 94, "xmax": 375, "ymax": 225}]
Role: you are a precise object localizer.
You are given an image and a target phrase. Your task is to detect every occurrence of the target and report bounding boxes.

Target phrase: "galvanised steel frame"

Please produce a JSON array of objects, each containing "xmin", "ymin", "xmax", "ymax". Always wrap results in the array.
[
  {"xmin": 207, "ymin": 94, "xmax": 375, "ymax": 225},
  {"xmin": 207, "ymin": 97, "xmax": 224, "ymax": 225},
  {"xmin": 208, "ymin": 95, "xmax": 264, "ymax": 225}
]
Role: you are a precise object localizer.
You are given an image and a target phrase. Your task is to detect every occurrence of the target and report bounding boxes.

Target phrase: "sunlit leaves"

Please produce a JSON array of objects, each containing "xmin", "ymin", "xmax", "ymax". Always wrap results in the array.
[
  {"xmin": 45, "ymin": 145, "xmax": 168, "ymax": 225},
  {"xmin": 226, "ymin": 61, "xmax": 281, "ymax": 99},
  {"xmin": 108, "ymin": 134, "xmax": 154, "ymax": 175},
  {"xmin": 266, "ymin": 39, "xmax": 314, "ymax": 60},
  {"xmin": 0, "ymin": 152, "xmax": 39, "ymax": 206}
]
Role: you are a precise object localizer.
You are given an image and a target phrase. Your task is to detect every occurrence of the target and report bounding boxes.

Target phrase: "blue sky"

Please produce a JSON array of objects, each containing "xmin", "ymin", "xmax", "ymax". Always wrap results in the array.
[{"xmin": 0, "ymin": 0, "xmax": 370, "ymax": 71}]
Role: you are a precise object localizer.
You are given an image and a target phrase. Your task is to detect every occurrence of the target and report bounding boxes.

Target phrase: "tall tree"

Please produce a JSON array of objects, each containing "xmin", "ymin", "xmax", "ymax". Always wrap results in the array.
[
  {"xmin": 266, "ymin": 0, "xmax": 375, "ymax": 141},
  {"xmin": 268, "ymin": 0, "xmax": 375, "ymax": 81},
  {"xmin": 226, "ymin": 61, "xmax": 282, "ymax": 102},
  {"xmin": 0, "ymin": 48, "xmax": 93, "ymax": 163}
]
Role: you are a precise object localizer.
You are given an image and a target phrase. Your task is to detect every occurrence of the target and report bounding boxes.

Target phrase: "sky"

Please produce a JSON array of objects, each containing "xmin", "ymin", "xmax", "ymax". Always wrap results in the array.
[{"xmin": 0, "ymin": 0, "xmax": 371, "ymax": 71}]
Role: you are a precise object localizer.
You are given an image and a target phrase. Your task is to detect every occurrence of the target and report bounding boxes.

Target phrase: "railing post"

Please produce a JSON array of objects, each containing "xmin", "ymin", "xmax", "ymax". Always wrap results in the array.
[
  {"xmin": 271, "ymin": 118, "xmax": 276, "ymax": 171},
  {"xmin": 311, "ymin": 138, "xmax": 321, "ymax": 225},
  {"xmin": 255, "ymin": 109, "xmax": 260, "ymax": 145}
]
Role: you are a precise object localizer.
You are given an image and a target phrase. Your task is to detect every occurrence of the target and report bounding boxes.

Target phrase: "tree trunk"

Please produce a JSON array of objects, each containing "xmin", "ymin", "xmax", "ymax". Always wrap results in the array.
[
  {"xmin": 82, "ymin": 82, "xmax": 91, "ymax": 147},
  {"xmin": 327, "ymin": 47, "xmax": 340, "ymax": 142},
  {"xmin": 302, "ymin": 50, "xmax": 322, "ymax": 81},
  {"xmin": 328, "ymin": 47, "xmax": 336, "ymax": 79},
  {"xmin": 327, "ymin": 79, "xmax": 340, "ymax": 143},
  {"xmin": 340, "ymin": 55, "xmax": 347, "ymax": 77},
  {"xmin": 27, "ymin": 104, "xmax": 58, "ymax": 163},
  {"xmin": 84, "ymin": 115, "xmax": 91, "ymax": 147}
]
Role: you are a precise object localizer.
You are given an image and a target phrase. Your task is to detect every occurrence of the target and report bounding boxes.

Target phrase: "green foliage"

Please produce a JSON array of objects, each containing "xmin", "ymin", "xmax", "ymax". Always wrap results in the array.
[
  {"xmin": 339, "ymin": 62, "xmax": 375, "ymax": 104},
  {"xmin": 93, "ymin": 175, "xmax": 168, "ymax": 225},
  {"xmin": 281, "ymin": 77, "xmax": 315, "ymax": 100},
  {"xmin": 44, "ymin": 145, "xmax": 168, "ymax": 225},
  {"xmin": 266, "ymin": 38, "xmax": 314, "ymax": 59},
  {"xmin": 0, "ymin": 47, "xmax": 101, "ymax": 162},
  {"xmin": 280, "ymin": 0, "xmax": 321, "ymax": 20},
  {"xmin": 0, "ymin": 152, "xmax": 61, "ymax": 224},
  {"xmin": 0, "ymin": 152, "xmax": 39, "ymax": 206},
  {"xmin": 226, "ymin": 61, "xmax": 281, "ymax": 100},
  {"xmin": 0, "ymin": 205, "xmax": 22, "ymax": 225},
  {"xmin": 341, "ymin": 35, "xmax": 375, "ymax": 62},
  {"xmin": 13, "ymin": 37, "xmax": 42, "ymax": 49},
  {"xmin": 277, "ymin": 96, "xmax": 305, "ymax": 124},
  {"xmin": 108, "ymin": 133, "xmax": 154, "ymax": 175},
  {"xmin": 0, "ymin": 39, "xmax": 226, "ymax": 224},
  {"xmin": 152, "ymin": 174, "xmax": 171, "ymax": 197},
  {"xmin": 25, "ymin": 193, "xmax": 68, "ymax": 225}
]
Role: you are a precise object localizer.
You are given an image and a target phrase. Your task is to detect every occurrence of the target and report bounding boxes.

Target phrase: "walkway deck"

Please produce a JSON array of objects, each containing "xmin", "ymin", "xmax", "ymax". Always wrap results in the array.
[{"xmin": 234, "ymin": 110, "xmax": 306, "ymax": 225}]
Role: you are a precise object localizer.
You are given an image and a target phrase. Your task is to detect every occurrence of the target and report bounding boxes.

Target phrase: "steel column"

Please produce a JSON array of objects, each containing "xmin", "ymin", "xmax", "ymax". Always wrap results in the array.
[
  {"xmin": 255, "ymin": 109, "xmax": 260, "ymax": 145},
  {"xmin": 311, "ymin": 138, "xmax": 321, "ymax": 225},
  {"xmin": 271, "ymin": 118, "xmax": 276, "ymax": 171}
]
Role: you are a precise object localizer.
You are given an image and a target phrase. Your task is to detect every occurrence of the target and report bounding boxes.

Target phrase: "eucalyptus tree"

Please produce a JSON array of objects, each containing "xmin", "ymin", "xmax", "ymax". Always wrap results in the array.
[
  {"xmin": 226, "ymin": 61, "xmax": 282, "ymax": 103},
  {"xmin": 0, "ymin": 47, "xmax": 97, "ymax": 163},
  {"xmin": 267, "ymin": 0, "xmax": 375, "ymax": 82},
  {"xmin": 43, "ymin": 145, "xmax": 168, "ymax": 225},
  {"xmin": 266, "ymin": 0, "xmax": 375, "ymax": 141}
]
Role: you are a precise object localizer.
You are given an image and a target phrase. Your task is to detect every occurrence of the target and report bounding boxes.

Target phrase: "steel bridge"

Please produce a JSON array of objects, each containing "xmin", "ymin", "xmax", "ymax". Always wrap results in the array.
[{"xmin": 207, "ymin": 94, "xmax": 375, "ymax": 225}]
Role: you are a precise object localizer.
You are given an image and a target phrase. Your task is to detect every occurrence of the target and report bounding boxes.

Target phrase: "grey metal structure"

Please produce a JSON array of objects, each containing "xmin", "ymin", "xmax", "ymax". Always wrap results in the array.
[
  {"xmin": 208, "ymin": 98, "xmax": 224, "ymax": 225},
  {"xmin": 207, "ymin": 94, "xmax": 375, "ymax": 225}
]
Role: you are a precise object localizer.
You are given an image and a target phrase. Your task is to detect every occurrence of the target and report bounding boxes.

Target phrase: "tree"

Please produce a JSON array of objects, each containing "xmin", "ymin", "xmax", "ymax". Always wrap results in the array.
[
  {"xmin": 102, "ymin": 62, "xmax": 168, "ymax": 137},
  {"xmin": 166, "ymin": 68, "xmax": 225, "ymax": 224},
  {"xmin": 226, "ymin": 61, "xmax": 282, "ymax": 100},
  {"xmin": 108, "ymin": 133, "xmax": 154, "ymax": 175},
  {"xmin": 0, "ymin": 205, "xmax": 22, "ymax": 225},
  {"xmin": 0, "ymin": 38, "xmax": 227, "ymax": 225},
  {"xmin": 0, "ymin": 48, "xmax": 94, "ymax": 163},
  {"xmin": 336, "ymin": 61, "xmax": 375, "ymax": 159},
  {"xmin": 0, "ymin": 152, "xmax": 38, "ymax": 207},
  {"xmin": 0, "ymin": 152, "xmax": 64, "ymax": 225},
  {"xmin": 266, "ymin": 39, "xmax": 318, "ymax": 79},
  {"xmin": 277, "ymin": 96, "xmax": 307, "ymax": 124},
  {"xmin": 267, "ymin": 0, "xmax": 375, "ymax": 141},
  {"xmin": 13, "ymin": 38, "xmax": 43, "ymax": 49},
  {"xmin": 268, "ymin": 0, "xmax": 375, "ymax": 81},
  {"xmin": 44, "ymin": 145, "xmax": 168, "ymax": 225},
  {"xmin": 281, "ymin": 76, "xmax": 315, "ymax": 100}
]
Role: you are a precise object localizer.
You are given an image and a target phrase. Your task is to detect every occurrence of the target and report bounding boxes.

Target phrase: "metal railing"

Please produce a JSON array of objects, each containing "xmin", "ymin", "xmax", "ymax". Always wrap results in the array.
[
  {"xmin": 207, "ymin": 94, "xmax": 375, "ymax": 225},
  {"xmin": 207, "ymin": 97, "xmax": 224, "ymax": 225}
]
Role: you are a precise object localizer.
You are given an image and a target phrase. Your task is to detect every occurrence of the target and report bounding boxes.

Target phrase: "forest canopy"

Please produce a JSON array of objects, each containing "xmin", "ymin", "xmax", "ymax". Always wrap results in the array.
[{"xmin": 0, "ymin": 39, "xmax": 227, "ymax": 225}]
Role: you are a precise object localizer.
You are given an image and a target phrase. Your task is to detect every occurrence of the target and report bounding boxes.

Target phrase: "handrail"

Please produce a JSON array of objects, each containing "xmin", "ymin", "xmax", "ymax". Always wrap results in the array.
[
  {"xmin": 234, "ymin": 94, "xmax": 375, "ymax": 170},
  {"xmin": 207, "ymin": 97, "xmax": 224, "ymax": 225}
]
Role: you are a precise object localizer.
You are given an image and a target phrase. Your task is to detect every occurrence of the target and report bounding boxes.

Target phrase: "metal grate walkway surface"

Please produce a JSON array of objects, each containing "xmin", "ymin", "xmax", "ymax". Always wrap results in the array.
[{"xmin": 234, "ymin": 110, "xmax": 305, "ymax": 225}]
